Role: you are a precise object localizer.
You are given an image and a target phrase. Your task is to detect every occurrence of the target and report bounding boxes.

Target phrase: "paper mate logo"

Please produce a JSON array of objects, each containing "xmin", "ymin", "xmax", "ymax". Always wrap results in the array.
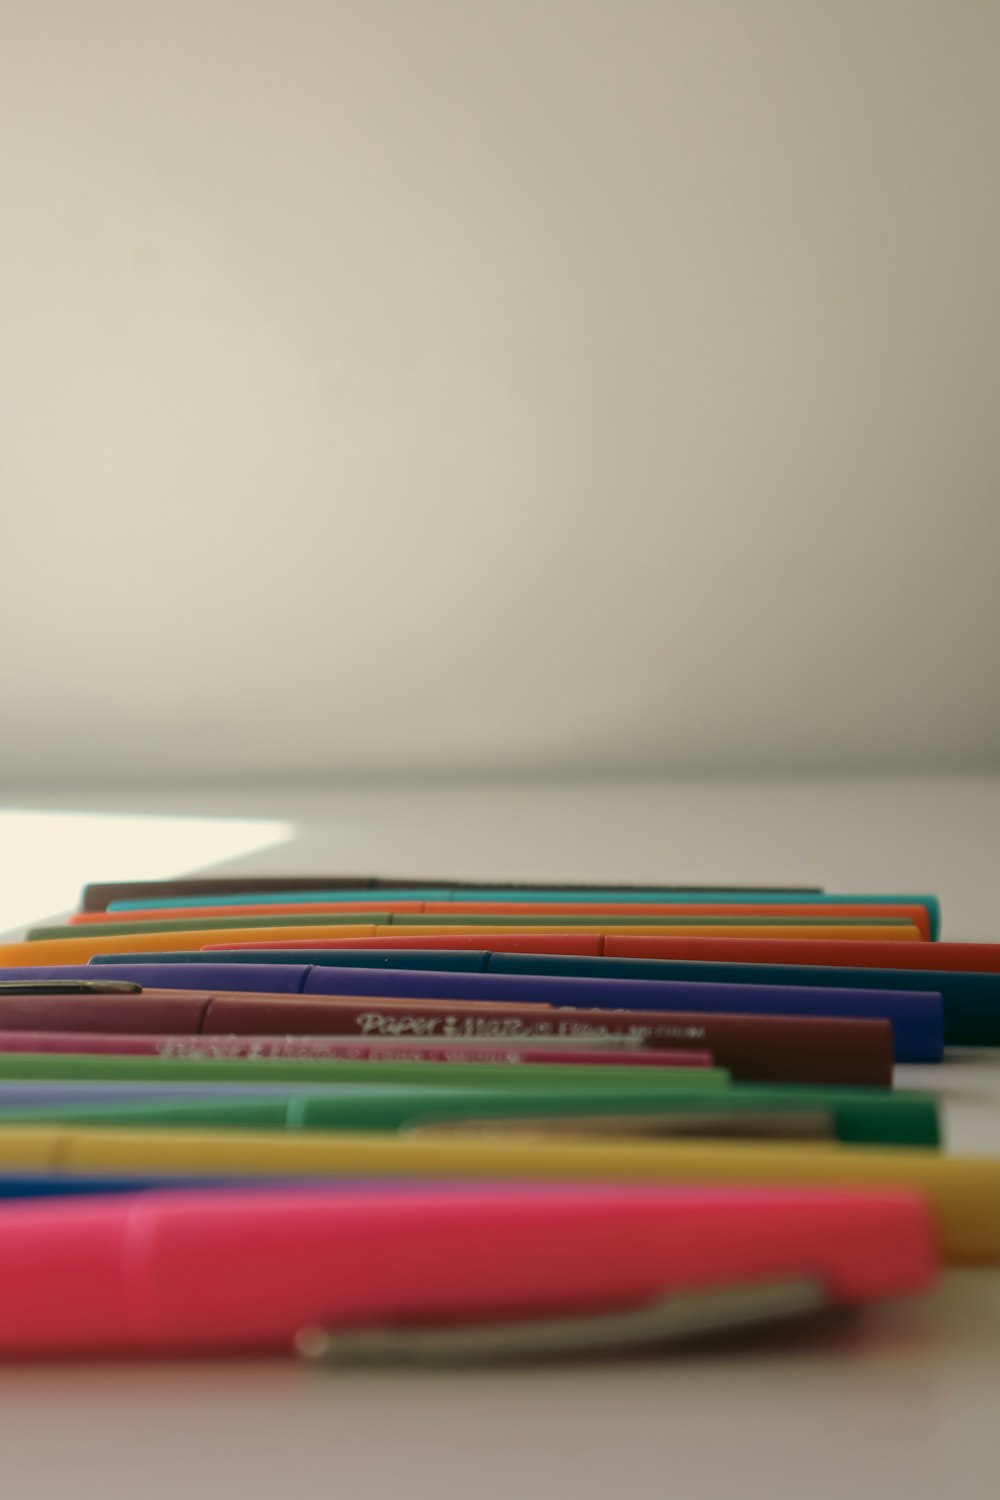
[
  {"xmin": 439, "ymin": 1016, "xmax": 555, "ymax": 1039},
  {"xmin": 356, "ymin": 1012, "xmax": 554, "ymax": 1040},
  {"xmin": 356, "ymin": 1013, "xmax": 445, "ymax": 1037},
  {"xmin": 352, "ymin": 1013, "xmax": 705, "ymax": 1043},
  {"xmin": 156, "ymin": 1038, "xmax": 333, "ymax": 1060}
]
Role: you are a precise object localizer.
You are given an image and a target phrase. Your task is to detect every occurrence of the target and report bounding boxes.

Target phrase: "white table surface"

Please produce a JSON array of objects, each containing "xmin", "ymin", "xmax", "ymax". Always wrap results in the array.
[{"xmin": 0, "ymin": 773, "xmax": 997, "ymax": 1500}]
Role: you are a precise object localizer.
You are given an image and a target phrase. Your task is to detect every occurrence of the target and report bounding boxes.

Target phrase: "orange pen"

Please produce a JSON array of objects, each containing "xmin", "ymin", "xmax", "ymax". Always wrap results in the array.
[{"xmin": 0, "ymin": 921, "xmax": 922, "ymax": 967}]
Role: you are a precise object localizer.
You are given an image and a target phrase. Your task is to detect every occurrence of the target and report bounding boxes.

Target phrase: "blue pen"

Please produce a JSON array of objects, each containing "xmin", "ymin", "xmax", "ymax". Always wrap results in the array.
[
  {"xmin": 489, "ymin": 954, "xmax": 1000, "ymax": 1048},
  {"xmin": 0, "ymin": 1174, "xmax": 528, "ymax": 1201},
  {"xmin": 0, "ymin": 1083, "xmax": 473, "ymax": 1107},
  {"xmin": 83, "ymin": 943, "xmax": 997, "ymax": 1045}
]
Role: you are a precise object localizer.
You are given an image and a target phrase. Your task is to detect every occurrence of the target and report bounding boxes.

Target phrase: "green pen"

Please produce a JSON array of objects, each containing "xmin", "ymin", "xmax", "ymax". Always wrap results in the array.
[
  {"xmin": 0, "ymin": 1083, "xmax": 939, "ymax": 1148},
  {"xmin": 25, "ymin": 914, "xmax": 919, "ymax": 940},
  {"xmin": 0, "ymin": 1052, "xmax": 729, "ymax": 1091}
]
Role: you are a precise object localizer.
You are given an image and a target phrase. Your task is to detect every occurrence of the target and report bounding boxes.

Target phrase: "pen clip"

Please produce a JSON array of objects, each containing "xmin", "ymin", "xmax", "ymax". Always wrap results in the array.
[
  {"xmin": 405, "ymin": 1112, "xmax": 836, "ymax": 1142},
  {"xmin": 295, "ymin": 1278, "xmax": 826, "ymax": 1365},
  {"xmin": 0, "ymin": 980, "xmax": 144, "ymax": 995}
]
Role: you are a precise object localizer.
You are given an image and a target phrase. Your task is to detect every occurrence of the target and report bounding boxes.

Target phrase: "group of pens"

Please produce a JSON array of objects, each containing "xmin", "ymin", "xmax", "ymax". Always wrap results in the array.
[{"xmin": 0, "ymin": 875, "xmax": 995, "ymax": 1361}]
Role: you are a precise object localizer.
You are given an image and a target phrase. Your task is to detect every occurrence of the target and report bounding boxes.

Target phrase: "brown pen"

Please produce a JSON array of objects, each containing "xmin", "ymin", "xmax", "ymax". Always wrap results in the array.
[{"xmin": 81, "ymin": 877, "xmax": 822, "ymax": 910}]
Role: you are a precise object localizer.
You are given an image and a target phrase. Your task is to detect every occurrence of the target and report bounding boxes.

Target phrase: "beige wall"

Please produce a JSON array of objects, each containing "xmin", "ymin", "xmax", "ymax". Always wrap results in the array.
[{"xmin": 1, "ymin": 1, "xmax": 998, "ymax": 781}]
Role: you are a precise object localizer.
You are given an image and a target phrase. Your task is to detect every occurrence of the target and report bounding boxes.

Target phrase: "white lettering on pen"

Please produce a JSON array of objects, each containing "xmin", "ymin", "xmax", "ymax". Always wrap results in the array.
[{"xmin": 154, "ymin": 1017, "xmax": 707, "ymax": 1059}]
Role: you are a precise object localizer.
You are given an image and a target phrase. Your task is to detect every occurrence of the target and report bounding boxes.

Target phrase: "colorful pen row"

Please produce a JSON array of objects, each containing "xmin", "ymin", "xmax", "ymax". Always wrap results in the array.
[
  {"xmin": 0, "ymin": 981, "xmax": 898, "ymax": 1083},
  {"xmin": 0, "ymin": 1127, "xmax": 991, "ymax": 1262},
  {"xmin": 1, "ymin": 960, "xmax": 946, "ymax": 1059},
  {"xmin": 0, "ymin": 872, "xmax": 991, "ymax": 1363}
]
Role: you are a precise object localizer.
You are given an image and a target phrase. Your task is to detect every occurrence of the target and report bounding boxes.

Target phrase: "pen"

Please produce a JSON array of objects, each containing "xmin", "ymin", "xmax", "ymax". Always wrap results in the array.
[
  {"xmin": 0, "ymin": 1078, "xmax": 937, "ymax": 1147},
  {"xmin": 198, "ymin": 934, "xmax": 605, "ymax": 956},
  {"xmin": 0, "ymin": 1174, "xmax": 593, "ymax": 1200},
  {"xmin": 65, "ymin": 901, "xmax": 935, "ymax": 940},
  {"xmin": 0, "ymin": 1050, "xmax": 729, "ymax": 1091},
  {"xmin": 221, "ymin": 935, "xmax": 1000, "ymax": 972},
  {"xmin": 0, "ymin": 983, "xmax": 894, "ymax": 1085},
  {"xmin": 0, "ymin": 1084, "xmax": 425, "ymax": 1106},
  {"xmin": 35, "ymin": 958, "xmax": 944, "ymax": 1061},
  {"xmin": 0, "ymin": 1127, "xmax": 989, "ymax": 1261},
  {"xmin": 466, "ymin": 952, "xmax": 1000, "ymax": 1048},
  {"xmin": 37, "ymin": 912, "xmax": 925, "ymax": 940},
  {"xmin": 1, "ymin": 922, "xmax": 922, "ymax": 967},
  {"xmin": 601, "ymin": 935, "xmax": 1000, "ymax": 972},
  {"xmin": 197, "ymin": 939, "xmax": 1000, "ymax": 1047},
  {"xmin": 83, "ymin": 878, "xmax": 829, "ymax": 911},
  {"xmin": 91, "ymin": 882, "xmax": 937, "ymax": 939},
  {"xmin": 0, "ymin": 1030, "xmax": 714, "ymax": 1070},
  {"xmin": 0, "ymin": 1183, "xmax": 935, "ymax": 1356},
  {"xmin": 31, "ymin": 906, "xmax": 929, "ymax": 942},
  {"xmin": 0, "ymin": 1174, "xmax": 553, "ymax": 1202}
]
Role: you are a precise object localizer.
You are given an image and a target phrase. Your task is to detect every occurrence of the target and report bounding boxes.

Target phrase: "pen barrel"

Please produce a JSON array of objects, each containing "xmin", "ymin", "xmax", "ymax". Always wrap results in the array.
[
  {"xmin": 0, "ymin": 1186, "xmax": 936, "ymax": 1354},
  {"xmin": 0, "ymin": 1205, "xmax": 132, "ymax": 1347}
]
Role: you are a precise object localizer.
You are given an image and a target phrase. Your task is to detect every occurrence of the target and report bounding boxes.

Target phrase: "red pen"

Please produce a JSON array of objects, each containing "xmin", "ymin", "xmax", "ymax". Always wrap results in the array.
[
  {"xmin": 601, "ymin": 936, "xmax": 1000, "ymax": 972},
  {"xmin": 0, "ymin": 1031, "xmax": 712, "ymax": 1068},
  {"xmin": 215, "ymin": 933, "xmax": 1000, "ymax": 973}
]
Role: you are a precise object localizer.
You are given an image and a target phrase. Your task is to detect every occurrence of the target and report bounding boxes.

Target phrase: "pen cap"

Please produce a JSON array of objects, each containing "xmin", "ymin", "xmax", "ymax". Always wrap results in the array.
[
  {"xmin": 0, "ymin": 926, "xmax": 379, "ymax": 967},
  {"xmin": 0, "ymin": 993, "xmax": 210, "ymax": 1032},
  {"xmin": 0, "ymin": 1185, "xmax": 936, "ymax": 1354},
  {"xmin": 0, "ymin": 1201, "xmax": 135, "ymax": 1344},
  {"xmin": 0, "ymin": 964, "xmax": 313, "ymax": 993}
]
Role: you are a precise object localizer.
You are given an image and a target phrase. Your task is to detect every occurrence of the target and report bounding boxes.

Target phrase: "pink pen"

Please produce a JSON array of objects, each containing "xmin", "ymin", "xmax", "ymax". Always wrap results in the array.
[
  {"xmin": 0, "ymin": 1031, "xmax": 712, "ymax": 1067},
  {"xmin": 0, "ymin": 1184, "xmax": 935, "ymax": 1357}
]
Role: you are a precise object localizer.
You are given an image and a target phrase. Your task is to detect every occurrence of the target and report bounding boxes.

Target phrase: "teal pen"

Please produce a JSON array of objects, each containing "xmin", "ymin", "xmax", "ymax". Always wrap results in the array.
[{"xmin": 105, "ymin": 889, "xmax": 940, "ymax": 938}]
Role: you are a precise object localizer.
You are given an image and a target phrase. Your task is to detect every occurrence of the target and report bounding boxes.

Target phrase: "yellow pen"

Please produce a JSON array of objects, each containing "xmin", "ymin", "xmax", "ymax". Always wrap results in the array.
[
  {"xmin": 383, "ymin": 923, "xmax": 918, "ymax": 941},
  {"xmin": 0, "ymin": 1126, "xmax": 995, "ymax": 1263}
]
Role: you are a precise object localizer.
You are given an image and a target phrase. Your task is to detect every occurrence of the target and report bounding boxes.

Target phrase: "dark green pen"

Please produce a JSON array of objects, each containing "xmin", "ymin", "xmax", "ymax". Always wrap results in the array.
[{"xmin": 0, "ymin": 1080, "xmax": 939, "ymax": 1147}]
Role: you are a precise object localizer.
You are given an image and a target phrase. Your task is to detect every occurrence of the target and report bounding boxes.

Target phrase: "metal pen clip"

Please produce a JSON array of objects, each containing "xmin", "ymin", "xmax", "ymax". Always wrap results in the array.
[
  {"xmin": 0, "ymin": 980, "xmax": 143, "ymax": 995},
  {"xmin": 405, "ymin": 1112, "xmax": 835, "ymax": 1143},
  {"xmin": 295, "ymin": 1278, "xmax": 826, "ymax": 1366}
]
